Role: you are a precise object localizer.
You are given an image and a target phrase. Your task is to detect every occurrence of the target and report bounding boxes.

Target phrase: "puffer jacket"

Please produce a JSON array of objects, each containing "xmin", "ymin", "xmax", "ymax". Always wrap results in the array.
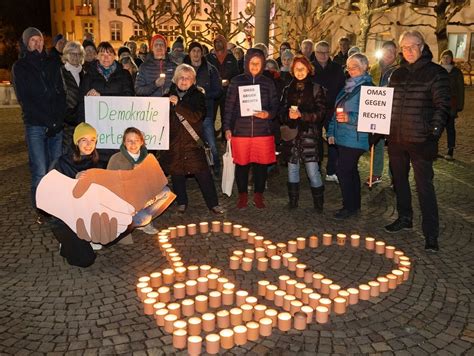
[
  {"xmin": 159, "ymin": 84, "xmax": 209, "ymax": 175},
  {"xmin": 280, "ymin": 76, "xmax": 327, "ymax": 163},
  {"xmin": 388, "ymin": 45, "xmax": 450, "ymax": 143},
  {"xmin": 80, "ymin": 60, "xmax": 134, "ymax": 98},
  {"xmin": 60, "ymin": 65, "xmax": 84, "ymax": 126},
  {"xmin": 223, "ymin": 48, "xmax": 279, "ymax": 137},
  {"xmin": 135, "ymin": 53, "xmax": 177, "ymax": 97},
  {"xmin": 327, "ymin": 73, "xmax": 373, "ymax": 151}
]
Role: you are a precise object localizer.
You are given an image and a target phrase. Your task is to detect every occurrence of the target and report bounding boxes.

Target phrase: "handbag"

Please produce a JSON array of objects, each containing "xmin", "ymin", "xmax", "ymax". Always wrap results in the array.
[
  {"xmin": 280, "ymin": 124, "xmax": 298, "ymax": 141},
  {"xmin": 221, "ymin": 140, "xmax": 235, "ymax": 197},
  {"xmin": 176, "ymin": 112, "xmax": 214, "ymax": 166}
]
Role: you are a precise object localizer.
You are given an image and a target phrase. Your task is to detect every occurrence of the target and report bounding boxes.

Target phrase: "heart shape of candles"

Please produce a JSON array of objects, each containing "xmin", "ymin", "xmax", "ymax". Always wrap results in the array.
[{"xmin": 137, "ymin": 222, "xmax": 411, "ymax": 355}]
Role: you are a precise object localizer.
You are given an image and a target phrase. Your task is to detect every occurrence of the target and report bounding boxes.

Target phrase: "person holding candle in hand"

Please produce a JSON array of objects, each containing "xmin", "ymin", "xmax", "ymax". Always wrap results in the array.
[
  {"xmin": 280, "ymin": 55, "xmax": 327, "ymax": 211},
  {"xmin": 327, "ymin": 53, "xmax": 372, "ymax": 220}
]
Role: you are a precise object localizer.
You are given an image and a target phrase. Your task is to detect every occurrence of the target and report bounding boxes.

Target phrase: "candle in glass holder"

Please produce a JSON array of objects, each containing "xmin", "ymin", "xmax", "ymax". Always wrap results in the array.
[
  {"xmin": 303, "ymin": 270, "xmax": 313, "ymax": 284},
  {"xmin": 322, "ymin": 233, "xmax": 332, "ymax": 246},
  {"xmin": 148, "ymin": 272, "xmax": 162, "ymax": 288},
  {"xmin": 241, "ymin": 257, "xmax": 253, "ymax": 271},
  {"xmin": 233, "ymin": 250, "xmax": 243, "ymax": 260},
  {"xmin": 187, "ymin": 223, "xmax": 197, "ymax": 235},
  {"xmin": 216, "ymin": 277, "xmax": 228, "ymax": 291},
  {"xmin": 209, "ymin": 291, "xmax": 221, "ymax": 308},
  {"xmin": 153, "ymin": 301, "xmax": 166, "ymax": 314},
  {"xmin": 257, "ymin": 257, "xmax": 268, "ymax": 271},
  {"xmin": 168, "ymin": 302, "xmax": 181, "ymax": 318},
  {"xmin": 199, "ymin": 221, "xmax": 209, "ymax": 234},
  {"xmin": 202, "ymin": 313, "xmax": 216, "ymax": 332},
  {"xmin": 233, "ymin": 325, "xmax": 247, "ymax": 345},
  {"xmin": 308, "ymin": 293, "xmax": 321, "ymax": 309},
  {"xmin": 244, "ymin": 249, "xmax": 255, "ymax": 259},
  {"xmin": 222, "ymin": 289, "xmax": 234, "ymax": 306},
  {"xmin": 301, "ymin": 305, "xmax": 314, "ymax": 323},
  {"xmin": 295, "ymin": 283, "xmax": 306, "ymax": 299},
  {"xmin": 287, "ymin": 240, "xmax": 297, "ymax": 253},
  {"xmin": 336, "ymin": 233, "xmax": 346, "ymax": 246},
  {"xmin": 162, "ymin": 268, "xmax": 175, "ymax": 285},
  {"xmin": 207, "ymin": 273, "xmax": 218, "ymax": 289},
  {"xmin": 277, "ymin": 312, "xmax": 292, "ymax": 331},
  {"xmin": 319, "ymin": 298, "xmax": 332, "ymax": 315},
  {"xmin": 186, "ymin": 280, "xmax": 198, "ymax": 296},
  {"xmin": 274, "ymin": 290, "xmax": 286, "ymax": 307},
  {"xmin": 246, "ymin": 321, "xmax": 260, "ymax": 341},
  {"xmin": 385, "ymin": 245, "xmax": 395, "ymax": 258},
  {"xmin": 259, "ymin": 317, "xmax": 273, "ymax": 336},
  {"xmin": 290, "ymin": 300, "xmax": 303, "ymax": 315},
  {"xmin": 359, "ymin": 284, "xmax": 370, "ymax": 300},
  {"xmin": 164, "ymin": 313, "xmax": 178, "ymax": 333},
  {"xmin": 312, "ymin": 273, "xmax": 324, "ymax": 289},
  {"xmin": 223, "ymin": 222, "xmax": 232, "ymax": 234},
  {"xmin": 173, "ymin": 329, "xmax": 187, "ymax": 349},
  {"xmin": 315, "ymin": 305, "xmax": 329, "ymax": 323},
  {"xmin": 266, "ymin": 244, "xmax": 277, "ymax": 257},
  {"xmin": 181, "ymin": 299, "xmax": 195, "ymax": 317},
  {"xmin": 138, "ymin": 285, "xmax": 151, "ymax": 301},
  {"xmin": 392, "ymin": 269, "xmax": 404, "ymax": 284},
  {"xmin": 254, "ymin": 304, "xmax": 267, "ymax": 321},
  {"xmin": 282, "ymin": 253, "xmax": 293, "ymax": 267},
  {"xmin": 264, "ymin": 309, "xmax": 278, "ymax": 326},
  {"xmin": 199, "ymin": 265, "xmax": 211, "ymax": 277},
  {"xmin": 168, "ymin": 226, "xmax": 177, "ymax": 238},
  {"xmin": 283, "ymin": 295, "xmax": 296, "ymax": 311},
  {"xmin": 211, "ymin": 221, "xmax": 221, "ymax": 232},
  {"xmin": 288, "ymin": 257, "xmax": 298, "ymax": 271},
  {"xmin": 232, "ymin": 224, "xmax": 242, "ymax": 237},
  {"xmin": 155, "ymin": 308, "xmax": 168, "ymax": 326},
  {"xmin": 157, "ymin": 286, "xmax": 170, "ymax": 303},
  {"xmin": 197, "ymin": 277, "xmax": 208, "ymax": 293},
  {"xmin": 144, "ymin": 298, "xmax": 156, "ymax": 315},
  {"xmin": 176, "ymin": 225, "xmax": 186, "ymax": 237},
  {"xmin": 268, "ymin": 255, "xmax": 281, "ymax": 269},
  {"xmin": 387, "ymin": 273, "xmax": 397, "ymax": 289},
  {"xmin": 188, "ymin": 317, "xmax": 202, "ymax": 336},
  {"xmin": 345, "ymin": 288, "xmax": 358, "ymax": 306},
  {"xmin": 254, "ymin": 235, "xmax": 264, "ymax": 247},
  {"xmin": 187, "ymin": 265, "xmax": 199, "ymax": 280},
  {"xmin": 320, "ymin": 278, "xmax": 333, "ymax": 295},
  {"xmin": 276, "ymin": 242, "xmax": 287, "ymax": 255},
  {"xmin": 146, "ymin": 291, "xmax": 159, "ymax": 300},
  {"xmin": 333, "ymin": 297, "xmax": 347, "ymax": 314},
  {"xmin": 205, "ymin": 333, "xmax": 220, "ymax": 354},
  {"xmin": 295, "ymin": 263, "xmax": 306, "ymax": 278},
  {"xmin": 393, "ymin": 250, "xmax": 404, "ymax": 263},
  {"xmin": 338, "ymin": 290, "xmax": 350, "ymax": 306},
  {"xmin": 258, "ymin": 280, "xmax": 270, "ymax": 296},
  {"xmin": 236, "ymin": 290, "xmax": 249, "ymax": 306},
  {"xmin": 241, "ymin": 304, "xmax": 253, "ymax": 321},
  {"xmin": 309, "ymin": 235, "xmax": 319, "ymax": 248},
  {"xmin": 368, "ymin": 281, "xmax": 380, "ymax": 297},
  {"xmin": 296, "ymin": 237, "xmax": 306, "ymax": 249},
  {"xmin": 138, "ymin": 276, "xmax": 151, "ymax": 285},
  {"xmin": 400, "ymin": 266, "xmax": 410, "ymax": 281},
  {"xmin": 240, "ymin": 227, "xmax": 249, "ymax": 240},
  {"xmin": 174, "ymin": 266, "xmax": 187, "ymax": 282},
  {"xmin": 279, "ymin": 275, "xmax": 290, "ymax": 290},
  {"xmin": 255, "ymin": 247, "xmax": 265, "ymax": 258},
  {"xmin": 377, "ymin": 276, "xmax": 389, "ymax": 293},
  {"xmin": 216, "ymin": 310, "xmax": 230, "ymax": 329},
  {"xmin": 286, "ymin": 279, "xmax": 297, "ymax": 295},
  {"xmin": 195, "ymin": 295, "xmax": 208, "ymax": 313},
  {"xmin": 302, "ymin": 288, "xmax": 313, "ymax": 304},
  {"xmin": 187, "ymin": 335, "xmax": 202, "ymax": 356},
  {"xmin": 247, "ymin": 232, "xmax": 256, "ymax": 244},
  {"xmin": 293, "ymin": 311, "xmax": 307, "ymax": 330},
  {"xmin": 245, "ymin": 295, "xmax": 258, "ymax": 306},
  {"xmin": 375, "ymin": 241, "xmax": 385, "ymax": 254},
  {"xmin": 329, "ymin": 284, "xmax": 341, "ymax": 299},
  {"xmin": 350, "ymin": 234, "xmax": 360, "ymax": 247},
  {"xmin": 230, "ymin": 307, "xmax": 243, "ymax": 326},
  {"xmin": 365, "ymin": 237, "xmax": 375, "ymax": 250}
]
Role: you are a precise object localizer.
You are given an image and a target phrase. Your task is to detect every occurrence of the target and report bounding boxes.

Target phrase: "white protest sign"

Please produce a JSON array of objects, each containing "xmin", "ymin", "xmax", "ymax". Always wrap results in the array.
[
  {"xmin": 238, "ymin": 85, "xmax": 262, "ymax": 116},
  {"xmin": 357, "ymin": 86, "xmax": 394, "ymax": 135},
  {"xmin": 85, "ymin": 96, "xmax": 170, "ymax": 149}
]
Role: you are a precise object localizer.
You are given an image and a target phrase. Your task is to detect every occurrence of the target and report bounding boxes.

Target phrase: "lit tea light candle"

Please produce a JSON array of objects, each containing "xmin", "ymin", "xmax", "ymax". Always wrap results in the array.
[
  {"xmin": 257, "ymin": 257, "xmax": 268, "ymax": 271},
  {"xmin": 207, "ymin": 273, "xmax": 218, "ymax": 289},
  {"xmin": 241, "ymin": 304, "xmax": 253, "ymax": 321},
  {"xmin": 254, "ymin": 235, "xmax": 264, "ymax": 247},
  {"xmin": 205, "ymin": 333, "xmax": 220, "ymax": 354},
  {"xmin": 255, "ymin": 247, "xmax": 266, "ymax": 258},
  {"xmin": 385, "ymin": 245, "xmax": 395, "ymax": 258},
  {"xmin": 162, "ymin": 268, "xmax": 175, "ymax": 285},
  {"xmin": 270, "ymin": 255, "xmax": 281, "ymax": 269},
  {"xmin": 211, "ymin": 221, "xmax": 221, "ymax": 232},
  {"xmin": 293, "ymin": 311, "xmax": 307, "ymax": 330},
  {"xmin": 187, "ymin": 265, "xmax": 199, "ymax": 280},
  {"xmin": 157, "ymin": 286, "xmax": 170, "ymax": 303},
  {"xmin": 188, "ymin": 317, "xmax": 202, "ymax": 336},
  {"xmin": 312, "ymin": 273, "xmax": 324, "ymax": 289},
  {"xmin": 174, "ymin": 267, "xmax": 187, "ymax": 282},
  {"xmin": 320, "ymin": 278, "xmax": 333, "ymax": 295},
  {"xmin": 173, "ymin": 319, "xmax": 187, "ymax": 331},
  {"xmin": 266, "ymin": 244, "xmax": 277, "ymax": 257},
  {"xmin": 209, "ymin": 291, "xmax": 222, "ymax": 308},
  {"xmin": 195, "ymin": 295, "xmax": 208, "ymax": 313},
  {"xmin": 254, "ymin": 304, "xmax": 267, "ymax": 321},
  {"xmin": 136, "ymin": 283, "xmax": 149, "ymax": 299},
  {"xmin": 153, "ymin": 302, "xmax": 166, "ymax": 314},
  {"xmin": 144, "ymin": 298, "xmax": 156, "ymax": 315},
  {"xmin": 316, "ymin": 305, "xmax": 329, "ymax": 323},
  {"xmin": 359, "ymin": 284, "xmax": 370, "ymax": 300},
  {"xmin": 393, "ymin": 250, "xmax": 404, "ymax": 263},
  {"xmin": 265, "ymin": 309, "xmax": 278, "ymax": 326},
  {"xmin": 164, "ymin": 313, "xmax": 178, "ymax": 333},
  {"xmin": 148, "ymin": 272, "xmax": 161, "ymax": 288},
  {"xmin": 235, "ymin": 290, "xmax": 249, "ymax": 306},
  {"xmin": 322, "ymin": 233, "xmax": 332, "ymax": 246},
  {"xmin": 399, "ymin": 260, "xmax": 411, "ymax": 270},
  {"xmin": 245, "ymin": 295, "xmax": 258, "ymax": 306},
  {"xmin": 197, "ymin": 277, "xmax": 209, "ymax": 293},
  {"xmin": 186, "ymin": 280, "xmax": 198, "ymax": 296},
  {"xmin": 172, "ymin": 261, "xmax": 184, "ymax": 268},
  {"xmin": 241, "ymin": 257, "xmax": 253, "ymax": 271},
  {"xmin": 258, "ymin": 280, "xmax": 270, "ymax": 296},
  {"xmin": 377, "ymin": 276, "xmax": 389, "ymax": 293},
  {"xmin": 221, "ymin": 328, "xmax": 236, "ymax": 349},
  {"xmin": 365, "ymin": 237, "xmax": 375, "ymax": 250},
  {"xmin": 295, "ymin": 263, "xmax": 306, "ymax": 278},
  {"xmin": 338, "ymin": 290, "xmax": 350, "ymax": 306},
  {"xmin": 276, "ymin": 242, "xmax": 287, "ymax": 255},
  {"xmin": 301, "ymin": 305, "xmax": 314, "ymax": 323},
  {"xmin": 210, "ymin": 266, "xmax": 221, "ymax": 274},
  {"xmin": 290, "ymin": 300, "xmax": 303, "ymax": 315},
  {"xmin": 155, "ymin": 308, "xmax": 168, "ymax": 326},
  {"xmin": 198, "ymin": 221, "xmax": 208, "ymax": 234},
  {"xmin": 295, "ymin": 283, "xmax": 306, "ymax": 299},
  {"xmin": 277, "ymin": 312, "xmax": 292, "ymax": 331},
  {"xmin": 229, "ymin": 307, "xmax": 243, "ymax": 326},
  {"xmin": 176, "ymin": 225, "xmax": 186, "ymax": 237},
  {"xmin": 329, "ymin": 284, "xmax": 341, "ymax": 299},
  {"xmin": 223, "ymin": 222, "xmax": 232, "ymax": 234},
  {"xmin": 181, "ymin": 299, "xmax": 195, "ymax": 317},
  {"xmin": 336, "ymin": 233, "xmax": 346, "ymax": 246},
  {"xmin": 168, "ymin": 226, "xmax": 177, "ymax": 238},
  {"xmin": 138, "ymin": 276, "xmax": 151, "ymax": 284},
  {"xmin": 282, "ymin": 253, "xmax": 293, "ymax": 267},
  {"xmin": 246, "ymin": 321, "xmax": 260, "ymax": 341},
  {"xmin": 309, "ymin": 235, "xmax": 319, "ymax": 248},
  {"xmin": 259, "ymin": 317, "xmax": 273, "ymax": 336},
  {"xmin": 302, "ymin": 288, "xmax": 313, "ymax": 304},
  {"xmin": 173, "ymin": 328, "xmax": 187, "ymax": 349},
  {"xmin": 146, "ymin": 291, "xmax": 159, "ymax": 300},
  {"xmin": 202, "ymin": 313, "xmax": 216, "ymax": 332},
  {"xmin": 244, "ymin": 249, "xmax": 255, "ymax": 259},
  {"xmin": 199, "ymin": 265, "xmax": 211, "ymax": 277},
  {"xmin": 139, "ymin": 287, "xmax": 153, "ymax": 302},
  {"xmin": 386, "ymin": 273, "xmax": 397, "ymax": 289},
  {"xmin": 187, "ymin": 335, "xmax": 202, "ymax": 356},
  {"xmin": 233, "ymin": 325, "xmax": 247, "ymax": 345},
  {"xmin": 233, "ymin": 250, "xmax": 244, "ymax": 260},
  {"xmin": 279, "ymin": 275, "xmax": 290, "ymax": 290},
  {"xmin": 319, "ymin": 298, "xmax": 332, "ymax": 315},
  {"xmin": 296, "ymin": 237, "xmax": 306, "ymax": 250},
  {"xmin": 222, "ymin": 289, "xmax": 234, "ymax": 306},
  {"xmin": 399, "ymin": 267, "xmax": 410, "ymax": 281},
  {"xmin": 216, "ymin": 310, "xmax": 230, "ymax": 329},
  {"xmin": 283, "ymin": 295, "xmax": 296, "ymax": 311},
  {"xmin": 350, "ymin": 234, "xmax": 360, "ymax": 247},
  {"xmin": 187, "ymin": 223, "xmax": 197, "ymax": 235},
  {"xmin": 375, "ymin": 241, "xmax": 385, "ymax": 254},
  {"xmin": 392, "ymin": 269, "xmax": 404, "ymax": 284},
  {"xmin": 274, "ymin": 290, "xmax": 286, "ymax": 306},
  {"xmin": 287, "ymin": 240, "xmax": 297, "ymax": 253},
  {"xmin": 308, "ymin": 293, "xmax": 321, "ymax": 309},
  {"xmin": 286, "ymin": 279, "xmax": 297, "ymax": 295},
  {"xmin": 168, "ymin": 302, "xmax": 181, "ymax": 318},
  {"xmin": 333, "ymin": 297, "xmax": 347, "ymax": 314},
  {"xmin": 216, "ymin": 277, "xmax": 228, "ymax": 291},
  {"xmin": 287, "ymin": 257, "xmax": 298, "ymax": 271},
  {"xmin": 368, "ymin": 281, "xmax": 380, "ymax": 297},
  {"xmin": 304, "ymin": 270, "xmax": 313, "ymax": 284},
  {"xmin": 240, "ymin": 227, "xmax": 249, "ymax": 239},
  {"xmin": 247, "ymin": 232, "xmax": 256, "ymax": 244},
  {"xmin": 232, "ymin": 224, "xmax": 242, "ymax": 237}
]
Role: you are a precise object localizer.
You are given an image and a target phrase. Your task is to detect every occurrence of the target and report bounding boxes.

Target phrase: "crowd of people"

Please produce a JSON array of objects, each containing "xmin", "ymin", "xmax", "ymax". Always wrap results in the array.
[{"xmin": 12, "ymin": 27, "xmax": 464, "ymax": 260}]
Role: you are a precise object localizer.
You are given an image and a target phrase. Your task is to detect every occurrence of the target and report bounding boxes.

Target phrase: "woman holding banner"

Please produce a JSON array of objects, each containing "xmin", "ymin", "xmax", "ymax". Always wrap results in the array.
[
  {"xmin": 223, "ymin": 48, "xmax": 279, "ymax": 209},
  {"xmin": 327, "ymin": 53, "xmax": 372, "ymax": 220}
]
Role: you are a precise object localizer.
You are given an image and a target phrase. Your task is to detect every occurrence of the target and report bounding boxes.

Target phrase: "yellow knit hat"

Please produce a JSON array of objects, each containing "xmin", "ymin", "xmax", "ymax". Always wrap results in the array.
[{"xmin": 73, "ymin": 123, "xmax": 97, "ymax": 145}]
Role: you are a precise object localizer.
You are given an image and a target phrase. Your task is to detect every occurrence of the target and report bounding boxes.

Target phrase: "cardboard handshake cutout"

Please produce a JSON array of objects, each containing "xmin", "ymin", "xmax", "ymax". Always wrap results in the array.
[{"xmin": 36, "ymin": 154, "xmax": 175, "ymax": 244}]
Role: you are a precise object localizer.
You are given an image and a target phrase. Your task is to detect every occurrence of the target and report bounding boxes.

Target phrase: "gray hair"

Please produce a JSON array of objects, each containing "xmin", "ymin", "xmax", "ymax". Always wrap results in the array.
[
  {"xmin": 172, "ymin": 63, "xmax": 196, "ymax": 83},
  {"xmin": 315, "ymin": 40, "xmax": 330, "ymax": 50},
  {"xmin": 281, "ymin": 48, "xmax": 294, "ymax": 61},
  {"xmin": 253, "ymin": 43, "xmax": 269, "ymax": 58},
  {"xmin": 347, "ymin": 53, "xmax": 369, "ymax": 71},
  {"xmin": 62, "ymin": 41, "xmax": 85, "ymax": 64},
  {"xmin": 348, "ymin": 46, "xmax": 361, "ymax": 57},
  {"xmin": 301, "ymin": 39, "xmax": 314, "ymax": 48},
  {"xmin": 399, "ymin": 30, "xmax": 425, "ymax": 46}
]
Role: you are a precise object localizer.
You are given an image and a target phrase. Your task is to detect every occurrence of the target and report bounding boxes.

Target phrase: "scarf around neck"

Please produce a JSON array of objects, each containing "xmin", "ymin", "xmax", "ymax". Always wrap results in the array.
[
  {"xmin": 120, "ymin": 144, "xmax": 148, "ymax": 165},
  {"xmin": 97, "ymin": 61, "xmax": 117, "ymax": 81},
  {"xmin": 344, "ymin": 73, "xmax": 371, "ymax": 93},
  {"xmin": 65, "ymin": 62, "xmax": 82, "ymax": 86}
]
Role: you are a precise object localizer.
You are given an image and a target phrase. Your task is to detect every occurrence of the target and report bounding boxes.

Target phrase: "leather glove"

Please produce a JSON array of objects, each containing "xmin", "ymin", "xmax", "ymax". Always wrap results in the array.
[{"xmin": 429, "ymin": 126, "xmax": 442, "ymax": 141}]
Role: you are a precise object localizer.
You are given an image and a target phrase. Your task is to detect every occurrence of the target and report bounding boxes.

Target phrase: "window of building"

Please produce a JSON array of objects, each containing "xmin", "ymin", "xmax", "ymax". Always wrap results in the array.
[
  {"xmin": 448, "ymin": 33, "xmax": 467, "ymax": 59},
  {"xmin": 158, "ymin": 24, "xmax": 179, "ymax": 43},
  {"xmin": 133, "ymin": 23, "xmax": 144, "ymax": 38},
  {"xmin": 83, "ymin": 22, "xmax": 94, "ymax": 38},
  {"xmin": 110, "ymin": 22, "xmax": 122, "ymax": 41},
  {"xmin": 130, "ymin": 0, "xmax": 138, "ymax": 9},
  {"xmin": 62, "ymin": 21, "xmax": 67, "ymax": 34},
  {"xmin": 192, "ymin": 0, "xmax": 201, "ymax": 14},
  {"xmin": 163, "ymin": 1, "xmax": 171, "ymax": 12},
  {"xmin": 82, "ymin": 0, "xmax": 92, "ymax": 5},
  {"xmin": 71, "ymin": 20, "xmax": 75, "ymax": 34},
  {"xmin": 110, "ymin": 0, "xmax": 119, "ymax": 9},
  {"xmin": 190, "ymin": 24, "xmax": 201, "ymax": 38},
  {"xmin": 70, "ymin": 0, "xmax": 74, "ymax": 10}
]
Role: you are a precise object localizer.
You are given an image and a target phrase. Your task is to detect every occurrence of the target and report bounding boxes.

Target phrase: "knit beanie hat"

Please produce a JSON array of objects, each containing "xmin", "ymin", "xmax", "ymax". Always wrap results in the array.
[
  {"xmin": 52, "ymin": 33, "xmax": 64, "ymax": 46},
  {"xmin": 188, "ymin": 41, "xmax": 203, "ymax": 53},
  {"xmin": 118, "ymin": 46, "xmax": 131, "ymax": 58},
  {"xmin": 22, "ymin": 27, "xmax": 43, "ymax": 46},
  {"xmin": 150, "ymin": 34, "xmax": 167, "ymax": 50},
  {"xmin": 172, "ymin": 37, "xmax": 185, "ymax": 51},
  {"xmin": 73, "ymin": 123, "xmax": 97, "ymax": 145},
  {"xmin": 82, "ymin": 39, "xmax": 97, "ymax": 51}
]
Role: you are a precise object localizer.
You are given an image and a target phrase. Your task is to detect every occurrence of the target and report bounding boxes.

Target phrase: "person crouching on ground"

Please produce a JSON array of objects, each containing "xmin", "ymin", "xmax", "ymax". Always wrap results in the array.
[{"xmin": 160, "ymin": 64, "xmax": 225, "ymax": 215}]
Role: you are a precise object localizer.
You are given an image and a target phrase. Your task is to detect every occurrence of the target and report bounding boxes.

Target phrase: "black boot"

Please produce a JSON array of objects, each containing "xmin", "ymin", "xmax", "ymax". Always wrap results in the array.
[
  {"xmin": 287, "ymin": 182, "xmax": 299, "ymax": 209},
  {"xmin": 311, "ymin": 186, "xmax": 324, "ymax": 213}
]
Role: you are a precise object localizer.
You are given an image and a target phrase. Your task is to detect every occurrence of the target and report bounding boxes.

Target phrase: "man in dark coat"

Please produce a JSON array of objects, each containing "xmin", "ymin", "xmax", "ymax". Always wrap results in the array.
[
  {"xmin": 385, "ymin": 30, "xmax": 450, "ymax": 252},
  {"xmin": 12, "ymin": 27, "xmax": 66, "ymax": 222},
  {"xmin": 333, "ymin": 36, "xmax": 350, "ymax": 68}
]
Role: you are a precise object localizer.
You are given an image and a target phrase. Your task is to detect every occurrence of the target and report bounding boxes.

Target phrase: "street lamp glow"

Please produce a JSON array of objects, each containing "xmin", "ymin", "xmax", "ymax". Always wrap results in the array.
[{"xmin": 375, "ymin": 49, "xmax": 383, "ymax": 60}]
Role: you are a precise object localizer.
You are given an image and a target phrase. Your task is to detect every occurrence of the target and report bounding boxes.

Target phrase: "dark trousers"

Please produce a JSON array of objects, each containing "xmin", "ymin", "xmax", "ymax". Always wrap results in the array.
[
  {"xmin": 336, "ymin": 146, "xmax": 365, "ymax": 212},
  {"xmin": 323, "ymin": 121, "xmax": 338, "ymax": 175},
  {"xmin": 236, "ymin": 163, "xmax": 268, "ymax": 194},
  {"xmin": 445, "ymin": 115, "xmax": 456, "ymax": 149},
  {"xmin": 171, "ymin": 170, "xmax": 218, "ymax": 209},
  {"xmin": 388, "ymin": 141, "xmax": 439, "ymax": 238}
]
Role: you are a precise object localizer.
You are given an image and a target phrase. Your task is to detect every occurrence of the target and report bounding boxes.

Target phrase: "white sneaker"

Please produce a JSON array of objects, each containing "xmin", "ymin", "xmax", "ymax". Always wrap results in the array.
[
  {"xmin": 138, "ymin": 223, "xmax": 159, "ymax": 235},
  {"xmin": 325, "ymin": 174, "xmax": 339, "ymax": 183},
  {"xmin": 90, "ymin": 242, "xmax": 103, "ymax": 251}
]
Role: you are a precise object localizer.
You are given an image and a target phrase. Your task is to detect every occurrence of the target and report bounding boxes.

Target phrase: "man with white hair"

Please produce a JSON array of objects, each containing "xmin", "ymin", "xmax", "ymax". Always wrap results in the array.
[{"xmin": 385, "ymin": 30, "xmax": 450, "ymax": 252}]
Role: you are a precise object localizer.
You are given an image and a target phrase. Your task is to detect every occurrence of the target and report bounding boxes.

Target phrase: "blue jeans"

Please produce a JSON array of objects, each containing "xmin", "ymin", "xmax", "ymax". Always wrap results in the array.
[
  {"xmin": 288, "ymin": 161, "xmax": 323, "ymax": 188},
  {"xmin": 25, "ymin": 125, "xmax": 63, "ymax": 209},
  {"xmin": 373, "ymin": 138, "xmax": 385, "ymax": 177},
  {"xmin": 131, "ymin": 187, "xmax": 171, "ymax": 227},
  {"xmin": 202, "ymin": 116, "xmax": 220, "ymax": 172}
]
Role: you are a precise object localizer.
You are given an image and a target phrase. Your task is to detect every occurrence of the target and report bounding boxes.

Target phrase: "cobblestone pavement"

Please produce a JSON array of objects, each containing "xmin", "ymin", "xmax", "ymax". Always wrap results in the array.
[{"xmin": 0, "ymin": 89, "xmax": 473, "ymax": 355}]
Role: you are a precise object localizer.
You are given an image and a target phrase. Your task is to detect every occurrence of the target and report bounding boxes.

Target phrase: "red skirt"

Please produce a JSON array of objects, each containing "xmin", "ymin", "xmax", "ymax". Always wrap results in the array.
[{"xmin": 231, "ymin": 136, "xmax": 276, "ymax": 165}]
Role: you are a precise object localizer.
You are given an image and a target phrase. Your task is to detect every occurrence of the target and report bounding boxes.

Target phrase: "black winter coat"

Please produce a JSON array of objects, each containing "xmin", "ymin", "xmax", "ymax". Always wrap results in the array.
[
  {"xmin": 280, "ymin": 77, "xmax": 327, "ymax": 163},
  {"xmin": 60, "ymin": 65, "xmax": 84, "ymax": 126},
  {"xmin": 223, "ymin": 48, "xmax": 279, "ymax": 137},
  {"xmin": 388, "ymin": 46, "xmax": 450, "ymax": 143},
  {"xmin": 159, "ymin": 84, "xmax": 209, "ymax": 176},
  {"xmin": 206, "ymin": 51, "xmax": 239, "ymax": 82},
  {"xmin": 12, "ymin": 49, "xmax": 66, "ymax": 131}
]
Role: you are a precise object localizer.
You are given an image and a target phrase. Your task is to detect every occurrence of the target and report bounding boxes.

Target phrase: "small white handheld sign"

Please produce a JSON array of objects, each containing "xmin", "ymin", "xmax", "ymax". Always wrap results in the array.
[
  {"xmin": 238, "ymin": 85, "xmax": 262, "ymax": 116},
  {"xmin": 357, "ymin": 86, "xmax": 394, "ymax": 135}
]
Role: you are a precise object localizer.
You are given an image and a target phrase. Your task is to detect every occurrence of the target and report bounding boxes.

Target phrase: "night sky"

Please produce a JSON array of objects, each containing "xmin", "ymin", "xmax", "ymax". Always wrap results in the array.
[{"xmin": 1, "ymin": 0, "xmax": 51, "ymax": 37}]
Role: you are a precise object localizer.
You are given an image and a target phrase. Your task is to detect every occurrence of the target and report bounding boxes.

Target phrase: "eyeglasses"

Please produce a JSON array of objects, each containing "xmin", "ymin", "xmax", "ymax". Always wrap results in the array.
[
  {"xmin": 401, "ymin": 44, "xmax": 421, "ymax": 52},
  {"xmin": 315, "ymin": 51, "xmax": 329, "ymax": 55},
  {"xmin": 69, "ymin": 52, "xmax": 82, "ymax": 57}
]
